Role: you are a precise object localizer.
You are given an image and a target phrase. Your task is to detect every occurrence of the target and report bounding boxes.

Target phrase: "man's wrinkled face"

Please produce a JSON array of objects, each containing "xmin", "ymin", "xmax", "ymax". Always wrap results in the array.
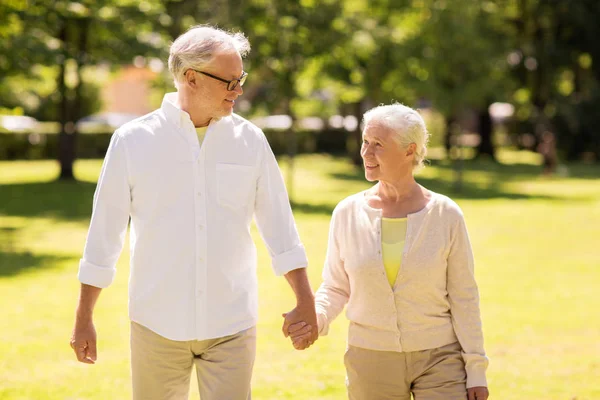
[{"xmin": 188, "ymin": 51, "xmax": 245, "ymax": 121}]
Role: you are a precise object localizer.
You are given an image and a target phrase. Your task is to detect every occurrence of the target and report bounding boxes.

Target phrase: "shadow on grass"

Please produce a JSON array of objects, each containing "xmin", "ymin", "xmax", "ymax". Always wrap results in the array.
[
  {"xmin": 329, "ymin": 157, "xmax": 570, "ymax": 201},
  {"xmin": 0, "ymin": 249, "xmax": 71, "ymax": 277},
  {"xmin": 291, "ymin": 202, "xmax": 335, "ymax": 216},
  {"xmin": 0, "ymin": 225, "xmax": 72, "ymax": 277},
  {"xmin": 429, "ymin": 159, "xmax": 544, "ymax": 178},
  {"xmin": 0, "ymin": 180, "xmax": 96, "ymax": 221},
  {"xmin": 432, "ymin": 159, "xmax": 600, "ymax": 180},
  {"xmin": 287, "ymin": 159, "xmax": 577, "ymax": 217},
  {"xmin": 331, "ymin": 171, "xmax": 558, "ymax": 201}
]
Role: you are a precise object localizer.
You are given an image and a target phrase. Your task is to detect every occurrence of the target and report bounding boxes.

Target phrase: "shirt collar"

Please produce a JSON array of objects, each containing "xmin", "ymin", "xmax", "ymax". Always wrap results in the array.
[
  {"xmin": 161, "ymin": 92, "xmax": 232, "ymax": 131},
  {"xmin": 161, "ymin": 92, "xmax": 191, "ymax": 130}
]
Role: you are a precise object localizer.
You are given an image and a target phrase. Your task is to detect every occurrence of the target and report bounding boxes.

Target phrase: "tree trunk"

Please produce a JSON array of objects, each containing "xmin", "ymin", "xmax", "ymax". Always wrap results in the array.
[
  {"xmin": 281, "ymin": 65, "xmax": 297, "ymax": 204},
  {"xmin": 444, "ymin": 114, "xmax": 455, "ymax": 158},
  {"xmin": 445, "ymin": 115, "xmax": 463, "ymax": 192},
  {"xmin": 58, "ymin": 19, "xmax": 75, "ymax": 181},
  {"xmin": 475, "ymin": 103, "xmax": 496, "ymax": 161},
  {"xmin": 73, "ymin": 18, "xmax": 89, "ymax": 124},
  {"xmin": 285, "ymin": 101, "xmax": 297, "ymax": 204},
  {"xmin": 350, "ymin": 101, "xmax": 363, "ymax": 166}
]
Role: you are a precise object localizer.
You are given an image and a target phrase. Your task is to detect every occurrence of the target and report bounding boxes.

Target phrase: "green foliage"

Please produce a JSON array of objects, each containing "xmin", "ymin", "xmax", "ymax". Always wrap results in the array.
[
  {"xmin": 506, "ymin": 0, "xmax": 600, "ymax": 160},
  {"xmin": 0, "ymin": 0, "xmax": 168, "ymax": 120},
  {"xmin": 2, "ymin": 0, "xmax": 600, "ymax": 161}
]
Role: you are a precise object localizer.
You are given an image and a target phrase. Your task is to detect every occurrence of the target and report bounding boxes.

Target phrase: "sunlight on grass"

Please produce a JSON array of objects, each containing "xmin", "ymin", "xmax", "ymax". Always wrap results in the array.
[{"xmin": 1, "ymin": 151, "xmax": 599, "ymax": 400}]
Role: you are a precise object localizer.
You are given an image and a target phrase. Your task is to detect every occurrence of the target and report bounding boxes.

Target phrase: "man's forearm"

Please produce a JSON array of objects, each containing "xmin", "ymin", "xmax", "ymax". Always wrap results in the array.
[
  {"xmin": 76, "ymin": 284, "xmax": 102, "ymax": 321},
  {"xmin": 284, "ymin": 267, "xmax": 314, "ymax": 304}
]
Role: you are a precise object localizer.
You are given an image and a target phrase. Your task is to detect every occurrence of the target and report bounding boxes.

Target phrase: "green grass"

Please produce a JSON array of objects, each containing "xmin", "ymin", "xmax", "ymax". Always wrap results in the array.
[{"xmin": 0, "ymin": 150, "xmax": 599, "ymax": 400}]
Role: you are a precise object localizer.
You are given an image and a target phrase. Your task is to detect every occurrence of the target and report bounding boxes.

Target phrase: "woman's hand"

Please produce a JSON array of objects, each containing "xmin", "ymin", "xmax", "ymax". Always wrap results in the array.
[
  {"xmin": 286, "ymin": 320, "xmax": 314, "ymax": 350},
  {"xmin": 468, "ymin": 386, "xmax": 489, "ymax": 400}
]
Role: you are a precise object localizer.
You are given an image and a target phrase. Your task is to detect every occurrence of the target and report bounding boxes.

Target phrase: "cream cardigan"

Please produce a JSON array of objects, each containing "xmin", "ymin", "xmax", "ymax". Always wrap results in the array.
[{"xmin": 315, "ymin": 190, "xmax": 488, "ymax": 388}]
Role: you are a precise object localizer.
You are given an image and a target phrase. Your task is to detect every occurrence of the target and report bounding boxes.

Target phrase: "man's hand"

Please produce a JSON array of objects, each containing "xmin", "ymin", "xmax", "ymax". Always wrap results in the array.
[
  {"xmin": 282, "ymin": 302, "xmax": 318, "ymax": 350},
  {"xmin": 70, "ymin": 318, "xmax": 97, "ymax": 364},
  {"xmin": 468, "ymin": 386, "xmax": 489, "ymax": 400},
  {"xmin": 282, "ymin": 268, "xmax": 318, "ymax": 350},
  {"xmin": 71, "ymin": 283, "xmax": 102, "ymax": 364}
]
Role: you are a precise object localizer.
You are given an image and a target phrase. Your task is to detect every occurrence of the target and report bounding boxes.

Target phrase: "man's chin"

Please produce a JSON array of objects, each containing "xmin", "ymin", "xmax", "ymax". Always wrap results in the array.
[
  {"xmin": 212, "ymin": 109, "xmax": 233, "ymax": 122},
  {"xmin": 221, "ymin": 107, "xmax": 234, "ymax": 117}
]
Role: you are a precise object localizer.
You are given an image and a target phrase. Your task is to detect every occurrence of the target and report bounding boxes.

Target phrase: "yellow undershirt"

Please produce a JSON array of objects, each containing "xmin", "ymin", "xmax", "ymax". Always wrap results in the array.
[
  {"xmin": 381, "ymin": 217, "xmax": 407, "ymax": 287},
  {"xmin": 195, "ymin": 126, "xmax": 208, "ymax": 147}
]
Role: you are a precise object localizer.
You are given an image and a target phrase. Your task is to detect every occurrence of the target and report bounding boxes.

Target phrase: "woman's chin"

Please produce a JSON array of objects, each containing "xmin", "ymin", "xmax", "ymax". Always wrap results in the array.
[{"xmin": 364, "ymin": 172, "xmax": 378, "ymax": 182}]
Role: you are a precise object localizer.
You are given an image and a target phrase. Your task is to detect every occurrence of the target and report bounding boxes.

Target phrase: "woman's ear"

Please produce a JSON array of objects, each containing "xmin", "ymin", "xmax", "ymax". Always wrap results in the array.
[{"xmin": 406, "ymin": 143, "xmax": 417, "ymax": 156}]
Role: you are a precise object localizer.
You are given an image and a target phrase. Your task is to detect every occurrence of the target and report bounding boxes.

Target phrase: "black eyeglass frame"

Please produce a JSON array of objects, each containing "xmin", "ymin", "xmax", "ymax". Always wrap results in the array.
[{"xmin": 189, "ymin": 69, "xmax": 248, "ymax": 91}]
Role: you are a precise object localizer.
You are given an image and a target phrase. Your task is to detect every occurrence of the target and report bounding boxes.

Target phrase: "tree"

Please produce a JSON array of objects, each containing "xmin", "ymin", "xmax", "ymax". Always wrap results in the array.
[
  {"xmin": 508, "ymin": 0, "xmax": 600, "ymax": 161},
  {"xmin": 399, "ymin": 0, "xmax": 514, "ymax": 161},
  {"xmin": 4, "ymin": 0, "xmax": 167, "ymax": 179}
]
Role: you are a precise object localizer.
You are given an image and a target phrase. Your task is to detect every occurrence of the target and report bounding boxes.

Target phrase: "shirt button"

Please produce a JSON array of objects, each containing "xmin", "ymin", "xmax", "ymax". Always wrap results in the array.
[
  {"xmin": 197, "ymin": 192, "xmax": 202, "ymax": 196},
  {"xmin": 199, "ymin": 257, "xmax": 204, "ymax": 262}
]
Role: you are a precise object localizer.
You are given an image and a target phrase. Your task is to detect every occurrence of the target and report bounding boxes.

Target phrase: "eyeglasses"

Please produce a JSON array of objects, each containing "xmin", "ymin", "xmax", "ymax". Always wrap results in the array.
[{"xmin": 190, "ymin": 69, "xmax": 248, "ymax": 91}]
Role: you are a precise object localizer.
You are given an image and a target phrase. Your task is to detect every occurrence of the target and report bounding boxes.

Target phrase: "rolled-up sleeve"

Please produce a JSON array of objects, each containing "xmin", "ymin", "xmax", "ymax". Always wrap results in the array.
[
  {"xmin": 447, "ymin": 214, "xmax": 489, "ymax": 388},
  {"xmin": 254, "ymin": 134, "xmax": 307, "ymax": 276},
  {"xmin": 78, "ymin": 131, "xmax": 131, "ymax": 288}
]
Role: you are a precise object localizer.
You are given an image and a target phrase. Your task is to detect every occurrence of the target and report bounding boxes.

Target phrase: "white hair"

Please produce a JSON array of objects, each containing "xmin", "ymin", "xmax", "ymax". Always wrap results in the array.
[
  {"xmin": 363, "ymin": 103, "xmax": 430, "ymax": 171},
  {"xmin": 168, "ymin": 25, "xmax": 251, "ymax": 88}
]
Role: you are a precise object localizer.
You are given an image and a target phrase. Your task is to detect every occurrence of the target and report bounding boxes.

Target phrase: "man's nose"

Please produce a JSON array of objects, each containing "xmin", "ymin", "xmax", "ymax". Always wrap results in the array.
[{"xmin": 234, "ymin": 83, "xmax": 243, "ymax": 95}]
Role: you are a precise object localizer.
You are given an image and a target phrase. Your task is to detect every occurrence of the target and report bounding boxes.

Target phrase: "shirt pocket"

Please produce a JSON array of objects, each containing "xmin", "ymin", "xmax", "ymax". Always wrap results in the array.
[{"xmin": 216, "ymin": 163, "xmax": 255, "ymax": 209}]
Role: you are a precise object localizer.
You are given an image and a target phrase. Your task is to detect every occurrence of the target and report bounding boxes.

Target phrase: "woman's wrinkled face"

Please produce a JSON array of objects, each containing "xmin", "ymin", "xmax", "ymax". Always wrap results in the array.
[{"xmin": 360, "ymin": 122, "xmax": 415, "ymax": 182}]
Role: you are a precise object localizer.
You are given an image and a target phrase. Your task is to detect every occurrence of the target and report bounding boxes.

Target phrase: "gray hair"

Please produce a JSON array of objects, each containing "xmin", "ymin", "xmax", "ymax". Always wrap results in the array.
[
  {"xmin": 168, "ymin": 25, "xmax": 251, "ymax": 87},
  {"xmin": 363, "ymin": 103, "xmax": 430, "ymax": 171}
]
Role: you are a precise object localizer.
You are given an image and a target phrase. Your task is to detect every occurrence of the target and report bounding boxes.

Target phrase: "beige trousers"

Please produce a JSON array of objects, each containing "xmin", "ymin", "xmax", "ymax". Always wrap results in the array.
[
  {"xmin": 131, "ymin": 322, "xmax": 256, "ymax": 400},
  {"xmin": 345, "ymin": 341, "xmax": 467, "ymax": 400}
]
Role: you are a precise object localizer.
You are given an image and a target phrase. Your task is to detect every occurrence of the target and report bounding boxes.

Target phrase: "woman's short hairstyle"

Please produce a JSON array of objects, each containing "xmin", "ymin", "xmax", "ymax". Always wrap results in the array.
[
  {"xmin": 363, "ymin": 103, "xmax": 430, "ymax": 171},
  {"xmin": 168, "ymin": 25, "xmax": 251, "ymax": 88}
]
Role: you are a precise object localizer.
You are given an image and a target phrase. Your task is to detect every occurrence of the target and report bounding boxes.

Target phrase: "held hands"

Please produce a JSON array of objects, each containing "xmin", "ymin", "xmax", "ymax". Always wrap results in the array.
[
  {"xmin": 468, "ymin": 386, "xmax": 489, "ymax": 400},
  {"xmin": 281, "ymin": 302, "xmax": 318, "ymax": 350}
]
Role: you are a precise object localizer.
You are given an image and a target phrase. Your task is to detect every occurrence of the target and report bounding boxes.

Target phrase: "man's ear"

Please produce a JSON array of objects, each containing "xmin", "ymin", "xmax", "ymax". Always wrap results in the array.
[{"xmin": 185, "ymin": 69, "xmax": 197, "ymax": 88}]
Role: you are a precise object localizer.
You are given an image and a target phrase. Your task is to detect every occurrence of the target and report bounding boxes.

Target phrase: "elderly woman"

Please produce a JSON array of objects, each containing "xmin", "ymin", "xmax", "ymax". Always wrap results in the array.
[{"xmin": 290, "ymin": 104, "xmax": 489, "ymax": 400}]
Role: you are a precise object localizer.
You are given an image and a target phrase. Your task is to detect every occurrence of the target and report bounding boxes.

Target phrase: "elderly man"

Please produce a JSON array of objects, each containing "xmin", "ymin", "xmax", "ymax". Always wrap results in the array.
[{"xmin": 70, "ymin": 25, "xmax": 317, "ymax": 400}]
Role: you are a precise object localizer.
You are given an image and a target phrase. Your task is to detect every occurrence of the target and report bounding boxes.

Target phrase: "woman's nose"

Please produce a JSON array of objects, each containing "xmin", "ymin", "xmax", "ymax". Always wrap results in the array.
[{"xmin": 361, "ymin": 145, "xmax": 371, "ymax": 157}]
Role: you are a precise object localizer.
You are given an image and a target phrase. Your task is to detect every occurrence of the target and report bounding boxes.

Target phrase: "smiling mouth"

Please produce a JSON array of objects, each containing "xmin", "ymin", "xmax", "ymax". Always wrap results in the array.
[{"xmin": 365, "ymin": 163, "xmax": 379, "ymax": 169}]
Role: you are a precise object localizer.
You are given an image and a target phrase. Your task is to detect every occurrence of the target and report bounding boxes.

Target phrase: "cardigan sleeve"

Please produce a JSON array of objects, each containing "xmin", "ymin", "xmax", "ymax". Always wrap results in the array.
[
  {"xmin": 315, "ymin": 206, "xmax": 350, "ymax": 336},
  {"xmin": 447, "ymin": 214, "xmax": 489, "ymax": 388}
]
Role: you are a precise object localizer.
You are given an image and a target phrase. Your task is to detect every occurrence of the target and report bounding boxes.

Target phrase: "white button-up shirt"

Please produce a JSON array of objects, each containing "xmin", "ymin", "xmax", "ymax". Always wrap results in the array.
[{"xmin": 78, "ymin": 93, "xmax": 308, "ymax": 341}]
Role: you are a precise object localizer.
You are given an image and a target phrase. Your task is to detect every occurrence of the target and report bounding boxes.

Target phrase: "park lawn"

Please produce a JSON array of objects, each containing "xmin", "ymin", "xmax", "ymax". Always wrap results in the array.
[{"xmin": 0, "ymin": 151, "xmax": 599, "ymax": 400}]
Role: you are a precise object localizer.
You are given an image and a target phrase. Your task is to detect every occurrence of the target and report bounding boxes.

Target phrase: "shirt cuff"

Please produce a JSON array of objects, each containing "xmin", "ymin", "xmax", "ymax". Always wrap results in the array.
[
  {"xmin": 465, "ymin": 357, "xmax": 489, "ymax": 388},
  {"xmin": 78, "ymin": 258, "xmax": 116, "ymax": 289},
  {"xmin": 271, "ymin": 244, "xmax": 308, "ymax": 276}
]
